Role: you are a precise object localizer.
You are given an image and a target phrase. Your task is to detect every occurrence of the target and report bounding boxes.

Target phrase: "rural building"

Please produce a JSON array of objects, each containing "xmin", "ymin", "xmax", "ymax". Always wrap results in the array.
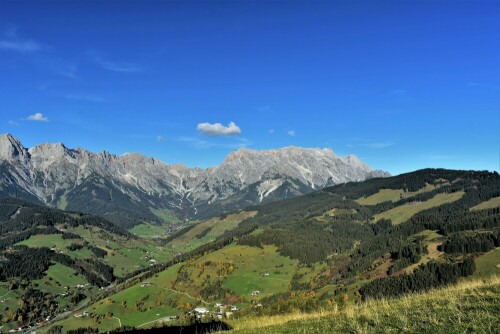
[
  {"xmin": 194, "ymin": 307, "xmax": 209, "ymax": 314},
  {"xmin": 74, "ymin": 311, "xmax": 89, "ymax": 318}
]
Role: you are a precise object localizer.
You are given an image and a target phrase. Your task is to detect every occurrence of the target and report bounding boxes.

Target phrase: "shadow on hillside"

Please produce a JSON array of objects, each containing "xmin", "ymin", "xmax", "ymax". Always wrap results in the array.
[{"xmin": 110, "ymin": 321, "xmax": 232, "ymax": 334}]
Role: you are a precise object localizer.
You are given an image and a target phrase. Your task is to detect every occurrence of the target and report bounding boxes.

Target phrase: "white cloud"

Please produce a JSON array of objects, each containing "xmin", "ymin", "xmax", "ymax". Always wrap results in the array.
[
  {"xmin": 0, "ymin": 40, "xmax": 42, "ymax": 52},
  {"xmin": 8, "ymin": 120, "xmax": 19, "ymax": 126},
  {"xmin": 91, "ymin": 53, "xmax": 142, "ymax": 73},
  {"xmin": 55, "ymin": 64, "xmax": 79, "ymax": 79},
  {"xmin": 26, "ymin": 113, "xmax": 49, "ymax": 122},
  {"xmin": 287, "ymin": 130, "xmax": 296, "ymax": 136},
  {"xmin": 0, "ymin": 27, "xmax": 45, "ymax": 52},
  {"xmin": 156, "ymin": 135, "xmax": 165, "ymax": 142},
  {"xmin": 197, "ymin": 121, "xmax": 241, "ymax": 136}
]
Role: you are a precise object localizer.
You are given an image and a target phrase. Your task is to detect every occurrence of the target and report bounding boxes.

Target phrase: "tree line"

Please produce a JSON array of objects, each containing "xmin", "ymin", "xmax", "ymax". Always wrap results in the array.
[
  {"xmin": 439, "ymin": 231, "xmax": 500, "ymax": 254},
  {"xmin": 360, "ymin": 257, "xmax": 476, "ymax": 299}
]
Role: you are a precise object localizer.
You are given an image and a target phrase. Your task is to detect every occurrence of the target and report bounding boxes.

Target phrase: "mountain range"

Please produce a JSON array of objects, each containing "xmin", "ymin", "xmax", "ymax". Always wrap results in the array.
[{"xmin": 0, "ymin": 133, "xmax": 388, "ymax": 226}]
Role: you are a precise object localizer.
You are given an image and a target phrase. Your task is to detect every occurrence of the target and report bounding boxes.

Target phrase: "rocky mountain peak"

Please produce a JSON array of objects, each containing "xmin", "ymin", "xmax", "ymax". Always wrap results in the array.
[
  {"xmin": 29, "ymin": 142, "xmax": 71, "ymax": 159},
  {"xmin": 0, "ymin": 134, "xmax": 390, "ymax": 221},
  {"xmin": 0, "ymin": 133, "xmax": 29, "ymax": 161}
]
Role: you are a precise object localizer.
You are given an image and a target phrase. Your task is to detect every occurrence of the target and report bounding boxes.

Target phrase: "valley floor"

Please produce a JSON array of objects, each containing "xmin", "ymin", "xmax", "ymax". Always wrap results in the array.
[{"xmin": 228, "ymin": 276, "xmax": 500, "ymax": 334}]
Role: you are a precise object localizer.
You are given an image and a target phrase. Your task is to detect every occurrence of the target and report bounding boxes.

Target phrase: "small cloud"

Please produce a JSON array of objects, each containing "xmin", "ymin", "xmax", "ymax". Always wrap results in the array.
[
  {"xmin": 156, "ymin": 135, "xmax": 165, "ymax": 142},
  {"xmin": 269, "ymin": 129, "xmax": 274, "ymax": 134},
  {"xmin": 364, "ymin": 142, "xmax": 394, "ymax": 149},
  {"xmin": 8, "ymin": 120, "xmax": 19, "ymax": 126},
  {"xmin": 287, "ymin": 130, "xmax": 296, "ymax": 136},
  {"xmin": 0, "ymin": 40, "xmax": 42, "ymax": 52},
  {"xmin": 467, "ymin": 82, "xmax": 479, "ymax": 87},
  {"xmin": 26, "ymin": 113, "xmax": 49, "ymax": 122},
  {"xmin": 91, "ymin": 53, "xmax": 142, "ymax": 73},
  {"xmin": 56, "ymin": 64, "xmax": 79, "ymax": 79},
  {"xmin": 197, "ymin": 121, "xmax": 241, "ymax": 136},
  {"xmin": 0, "ymin": 27, "xmax": 45, "ymax": 52}
]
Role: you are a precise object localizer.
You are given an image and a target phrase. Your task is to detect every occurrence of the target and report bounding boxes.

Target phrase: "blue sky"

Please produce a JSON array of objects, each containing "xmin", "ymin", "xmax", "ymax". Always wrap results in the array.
[{"xmin": 1, "ymin": 1, "xmax": 498, "ymax": 175}]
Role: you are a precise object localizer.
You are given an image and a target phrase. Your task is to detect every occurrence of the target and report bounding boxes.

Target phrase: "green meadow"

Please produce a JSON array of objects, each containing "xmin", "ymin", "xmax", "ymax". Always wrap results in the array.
[
  {"xmin": 50, "ymin": 263, "xmax": 191, "ymax": 332},
  {"xmin": 168, "ymin": 211, "xmax": 256, "ymax": 253},
  {"xmin": 199, "ymin": 244, "xmax": 298, "ymax": 299},
  {"xmin": 470, "ymin": 196, "xmax": 500, "ymax": 211},
  {"xmin": 356, "ymin": 183, "xmax": 440, "ymax": 205},
  {"xmin": 373, "ymin": 191, "xmax": 464, "ymax": 224}
]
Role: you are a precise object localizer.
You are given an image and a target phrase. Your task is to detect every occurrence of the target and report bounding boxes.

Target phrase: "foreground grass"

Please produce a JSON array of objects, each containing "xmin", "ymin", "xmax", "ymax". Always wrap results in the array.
[{"xmin": 229, "ymin": 276, "xmax": 500, "ymax": 334}]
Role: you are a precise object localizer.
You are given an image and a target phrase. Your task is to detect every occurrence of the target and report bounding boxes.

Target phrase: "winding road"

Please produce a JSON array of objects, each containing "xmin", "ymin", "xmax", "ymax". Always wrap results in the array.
[{"xmin": 113, "ymin": 316, "xmax": 122, "ymax": 328}]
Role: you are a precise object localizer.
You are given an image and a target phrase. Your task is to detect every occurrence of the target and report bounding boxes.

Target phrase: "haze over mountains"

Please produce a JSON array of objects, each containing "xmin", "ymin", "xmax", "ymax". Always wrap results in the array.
[{"xmin": 0, "ymin": 133, "xmax": 388, "ymax": 225}]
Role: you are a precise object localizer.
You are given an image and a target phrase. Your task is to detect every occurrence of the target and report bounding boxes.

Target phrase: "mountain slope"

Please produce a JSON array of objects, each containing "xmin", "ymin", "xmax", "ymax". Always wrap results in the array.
[
  {"xmin": 0, "ymin": 197, "xmax": 182, "ymax": 329},
  {"xmin": 229, "ymin": 276, "xmax": 500, "ymax": 334},
  {"xmin": 40, "ymin": 168, "xmax": 499, "ymax": 334},
  {"xmin": 0, "ymin": 134, "xmax": 388, "ymax": 226}
]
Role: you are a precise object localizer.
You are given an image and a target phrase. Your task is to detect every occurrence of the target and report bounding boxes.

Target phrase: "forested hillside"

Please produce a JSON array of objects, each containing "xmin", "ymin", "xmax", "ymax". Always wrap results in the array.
[
  {"xmin": 0, "ymin": 198, "xmax": 179, "ymax": 329},
  {"xmin": 1, "ymin": 169, "xmax": 499, "ymax": 334}
]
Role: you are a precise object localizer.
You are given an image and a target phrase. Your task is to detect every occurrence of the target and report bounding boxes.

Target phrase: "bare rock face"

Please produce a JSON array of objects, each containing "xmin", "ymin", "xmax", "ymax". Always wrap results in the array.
[
  {"xmin": 0, "ymin": 134, "xmax": 389, "ymax": 223},
  {"xmin": 0, "ymin": 134, "xmax": 29, "ymax": 162}
]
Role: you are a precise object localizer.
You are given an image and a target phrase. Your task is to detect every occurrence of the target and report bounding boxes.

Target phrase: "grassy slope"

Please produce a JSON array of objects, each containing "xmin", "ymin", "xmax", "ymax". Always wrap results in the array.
[
  {"xmin": 199, "ymin": 244, "xmax": 298, "ymax": 300},
  {"xmin": 128, "ymin": 223, "xmax": 167, "ymax": 238},
  {"xmin": 473, "ymin": 248, "xmax": 500, "ymax": 278},
  {"xmin": 49, "ymin": 244, "xmax": 300, "ymax": 332},
  {"xmin": 1, "ymin": 263, "xmax": 94, "ymax": 332},
  {"xmin": 403, "ymin": 230, "xmax": 445, "ymax": 274},
  {"xmin": 52, "ymin": 263, "xmax": 189, "ymax": 332},
  {"xmin": 18, "ymin": 234, "xmax": 75, "ymax": 250},
  {"xmin": 150, "ymin": 208, "xmax": 182, "ymax": 224},
  {"xmin": 36, "ymin": 262, "xmax": 89, "ymax": 290},
  {"xmin": 230, "ymin": 276, "xmax": 500, "ymax": 334},
  {"xmin": 168, "ymin": 211, "xmax": 257, "ymax": 253},
  {"xmin": 16, "ymin": 226, "xmax": 176, "ymax": 277},
  {"xmin": 356, "ymin": 183, "xmax": 440, "ymax": 205},
  {"xmin": 57, "ymin": 195, "xmax": 68, "ymax": 210},
  {"xmin": 373, "ymin": 191, "xmax": 465, "ymax": 224},
  {"xmin": 470, "ymin": 196, "xmax": 500, "ymax": 211}
]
